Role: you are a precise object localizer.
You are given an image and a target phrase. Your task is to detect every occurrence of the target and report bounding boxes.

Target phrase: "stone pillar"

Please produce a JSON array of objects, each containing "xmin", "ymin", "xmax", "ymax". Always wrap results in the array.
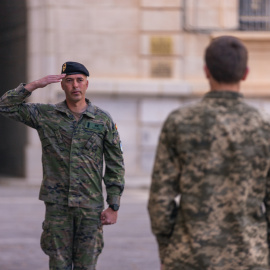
[
  {"xmin": 140, "ymin": 0, "xmax": 183, "ymax": 79},
  {"xmin": 26, "ymin": 0, "xmax": 59, "ymax": 184}
]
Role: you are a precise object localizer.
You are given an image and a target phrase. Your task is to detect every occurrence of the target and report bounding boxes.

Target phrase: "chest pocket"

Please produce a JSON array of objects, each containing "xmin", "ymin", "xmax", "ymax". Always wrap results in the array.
[
  {"xmin": 82, "ymin": 132, "xmax": 103, "ymax": 163},
  {"xmin": 40, "ymin": 129, "xmax": 65, "ymax": 153}
]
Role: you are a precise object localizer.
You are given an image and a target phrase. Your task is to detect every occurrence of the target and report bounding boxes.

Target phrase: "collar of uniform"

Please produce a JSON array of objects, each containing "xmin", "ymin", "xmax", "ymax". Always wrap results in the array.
[
  {"xmin": 204, "ymin": 90, "xmax": 243, "ymax": 100},
  {"xmin": 84, "ymin": 98, "xmax": 96, "ymax": 119},
  {"xmin": 55, "ymin": 98, "xmax": 95, "ymax": 119}
]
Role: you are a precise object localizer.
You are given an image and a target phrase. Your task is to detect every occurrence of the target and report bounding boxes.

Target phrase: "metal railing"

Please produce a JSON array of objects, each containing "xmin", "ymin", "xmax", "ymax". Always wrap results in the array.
[
  {"xmin": 239, "ymin": 0, "xmax": 270, "ymax": 30},
  {"xmin": 182, "ymin": 0, "xmax": 270, "ymax": 32}
]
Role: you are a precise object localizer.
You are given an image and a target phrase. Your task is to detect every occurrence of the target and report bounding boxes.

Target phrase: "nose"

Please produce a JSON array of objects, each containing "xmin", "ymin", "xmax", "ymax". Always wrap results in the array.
[{"xmin": 73, "ymin": 80, "xmax": 79, "ymax": 88}]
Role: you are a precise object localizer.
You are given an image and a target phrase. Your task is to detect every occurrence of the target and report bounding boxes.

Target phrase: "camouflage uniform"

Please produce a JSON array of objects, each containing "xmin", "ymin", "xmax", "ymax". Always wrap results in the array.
[
  {"xmin": 148, "ymin": 91, "xmax": 270, "ymax": 270},
  {"xmin": 0, "ymin": 84, "xmax": 125, "ymax": 269}
]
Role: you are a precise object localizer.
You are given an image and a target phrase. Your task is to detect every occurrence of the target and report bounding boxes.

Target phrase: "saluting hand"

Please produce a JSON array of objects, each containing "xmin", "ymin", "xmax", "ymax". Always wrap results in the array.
[{"xmin": 25, "ymin": 74, "xmax": 66, "ymax": 92}]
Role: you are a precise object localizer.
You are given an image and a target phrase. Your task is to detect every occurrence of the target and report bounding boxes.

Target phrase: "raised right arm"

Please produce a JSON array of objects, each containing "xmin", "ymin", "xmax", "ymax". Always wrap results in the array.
[
  {"xmin": 24, "ymin": 75, "xmax": 65, "ymax": 92},
  {"xmin": 0, "ymin": 74, "xmax": 65, "ymax": 128}
]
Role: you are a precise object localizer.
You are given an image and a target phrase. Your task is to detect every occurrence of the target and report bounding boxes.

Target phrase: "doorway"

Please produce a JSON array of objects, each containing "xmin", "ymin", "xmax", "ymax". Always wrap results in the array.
[{"xmin": 0, "ymin": 0, "xmax": 27, "ymax": 177}]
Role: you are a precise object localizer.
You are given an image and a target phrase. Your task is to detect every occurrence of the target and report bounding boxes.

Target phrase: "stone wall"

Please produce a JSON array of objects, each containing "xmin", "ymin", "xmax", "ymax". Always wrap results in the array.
[{"xmin": 24, "ymin": 0, "xmax": 270, "ymax": 186}]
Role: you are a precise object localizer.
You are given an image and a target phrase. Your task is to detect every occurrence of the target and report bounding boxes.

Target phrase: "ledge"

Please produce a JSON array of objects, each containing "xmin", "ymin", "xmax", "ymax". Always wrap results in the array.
[{"xmin": 211, "ymin": 31, "xmax": 270, "ymax": 41}]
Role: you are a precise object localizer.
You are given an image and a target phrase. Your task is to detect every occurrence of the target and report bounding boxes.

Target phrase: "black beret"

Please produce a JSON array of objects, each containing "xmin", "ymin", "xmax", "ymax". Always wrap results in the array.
[{"xmin": 61, "ymin": 61, "xmax": 89, "ymax": 77}]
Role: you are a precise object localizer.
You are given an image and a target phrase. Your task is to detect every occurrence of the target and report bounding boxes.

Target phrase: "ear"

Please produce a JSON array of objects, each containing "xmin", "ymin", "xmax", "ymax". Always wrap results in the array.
[
  {"xmin": 86, "ymin": 79, "xmax": 89, "ymax": 89},
  {"xmin": 204, "ymin": 65, "xmax": 211, "ymax": 78},
  {"xmin": 61, "ymin": 80, "xmax": 64, "ymax": 90},
  {"xmin": 242, "ymin": 67, "xmax": 249, "ymax": 81}
]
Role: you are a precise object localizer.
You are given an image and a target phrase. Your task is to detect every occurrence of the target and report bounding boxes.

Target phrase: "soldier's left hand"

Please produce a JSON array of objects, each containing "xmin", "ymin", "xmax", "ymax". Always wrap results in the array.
[{"xmin": 100, "ymin": 208, "xmax": 118, "ymax": 225}]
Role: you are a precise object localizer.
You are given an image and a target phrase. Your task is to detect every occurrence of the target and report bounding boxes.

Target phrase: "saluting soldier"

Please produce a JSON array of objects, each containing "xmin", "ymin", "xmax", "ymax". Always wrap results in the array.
[
  {"xmin": 148, "ymin": 36, "xmax": 270, "ymax": 270},
  {"xmin": 0, "ymin": 61, "xmax": 125, "ymax": 270}
]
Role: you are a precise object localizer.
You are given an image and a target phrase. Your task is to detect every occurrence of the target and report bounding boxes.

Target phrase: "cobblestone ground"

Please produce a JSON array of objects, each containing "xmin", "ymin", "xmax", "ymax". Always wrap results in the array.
[{"xmin": 0, "ymin": 181, "xmax": 159, "ymax": 270}]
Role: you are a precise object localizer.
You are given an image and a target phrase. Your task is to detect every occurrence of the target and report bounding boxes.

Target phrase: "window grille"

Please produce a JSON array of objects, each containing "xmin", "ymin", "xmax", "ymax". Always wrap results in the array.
[
  {"xmin": 239, "ymin": 0, "xmax": 270, "ymax": 30},
  {"xmin": 182, "ymin": 0, "xmax": 270, "ymax": 32}
]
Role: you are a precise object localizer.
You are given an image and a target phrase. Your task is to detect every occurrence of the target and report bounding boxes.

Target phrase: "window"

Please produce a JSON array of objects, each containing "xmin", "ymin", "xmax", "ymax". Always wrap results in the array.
[{"xmin": 239, "ymin": 0, "xmax": 270, "ymax": 30}]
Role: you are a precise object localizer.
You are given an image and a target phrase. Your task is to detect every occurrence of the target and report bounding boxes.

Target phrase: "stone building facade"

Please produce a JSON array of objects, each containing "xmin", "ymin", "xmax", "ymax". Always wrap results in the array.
[{"xmin": 1, "ymin": 0, "xmax": 270, "ymax": 187}]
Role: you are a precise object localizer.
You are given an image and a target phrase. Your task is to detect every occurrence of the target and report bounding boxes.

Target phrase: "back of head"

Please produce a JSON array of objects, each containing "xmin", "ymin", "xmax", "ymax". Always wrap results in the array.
[{"xmin": 205, "ymin": 36, "xmax": 248, "ymax": 83}]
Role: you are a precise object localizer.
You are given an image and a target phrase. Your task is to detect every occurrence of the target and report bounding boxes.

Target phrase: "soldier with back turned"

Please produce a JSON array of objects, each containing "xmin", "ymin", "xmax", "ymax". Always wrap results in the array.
[{"xmin": 148, "ymin": 36, "xmax": 270, "ymax": 270}]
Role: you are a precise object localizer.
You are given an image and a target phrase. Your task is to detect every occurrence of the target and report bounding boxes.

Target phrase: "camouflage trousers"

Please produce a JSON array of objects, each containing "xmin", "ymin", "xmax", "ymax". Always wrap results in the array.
[{"xmin": 40, "ymin": 203, "xmax": 104, "ymax": 270}]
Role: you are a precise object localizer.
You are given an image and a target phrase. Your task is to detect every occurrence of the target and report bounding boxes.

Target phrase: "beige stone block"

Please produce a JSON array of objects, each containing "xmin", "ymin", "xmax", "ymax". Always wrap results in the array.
[
  {"xmin": 91, "ymin": 8, "xmax": 139, "ymax": 32},
  {"xmin": 139, "ymin": 58, "xmax": 150, "ymax": 78},
  {"xmin": 88, "ymin": 79, "xmax": 116, "ymax": 93},
  {"xmin": 141, "ymin": 126, "xmax": 161, "ymax": 147},
  {"xmin": 184, "ymin": 0, "xmax": 238, "ymax": 30},
  {"xmin": 182, "ymin": 34, "xmax": 210, "ymax": 80},
  {"xmin": 27, "ymin": 54, "xmax": 48, "ymax": 83},
  {"xmin": 86, "ymin": 34, "xmax": 138, "ymax": 57},
  {"xmin": 112, "ymin": 0, "xmax": 140, "ymax": 7},
  {"xmin": 25, "ymin": 129, "xmax": 42, "ymax": 183},
  {"xmin": 56, "ymin": 33, "xmax": 92, "ymax": 55},
  {"xmin": 184, "ymin": 56, "xmax": 205, "ymax": 81},
  {"xmin": 45, "ymin": 0, "xmax": 94, "ymax": 6},
  {"xmin": 141, "ymin": 0, "xmax": 181, "ymax": 8},
  {"xmin": 90, "ymin": 97, "xmax": 138, "ymax": 124},
  {"xmin": 53, "ymin": 30, "xmax": 139, "ymax": 76},
  {"xmin": 162, "ymin": 80, "xmax": 191, "ymax": 95},
  {"xmin": 117, "ymin": 80, "xmax": 159, "ymax": 95},
  {"xmin": 140, "ymin": 148, "xmax": 156, "ymax": 173},
  {"xmin": 46, "ymin": 8, "xmax": 58, "ymax": 30},
  {"xmin": 27, "ymin": 6, "xmax": 46, "ymax": 30},
  {"xmin": 46, "ymin": 0, "xmax": 139, "ymax": 7},
  {"xmin": 28, "ymin": 30, "xmax": 44, "ymax": 54},
  {"xmin": 140, "ymin": 98, "xmax": 181, "ymax": 123},
  {"xmin": 172, "ymin": 58, "xmax": 184, "ymax": 79},
  {"xmin": 222, "ymin": 8, "xmax": 238, "ymax": 29},
  {"xmin": 55, "ymin": 8, "xmax": 92, "ymax": 30},
  {"xmin": 222, "ymin": 0, "xmax": 238, "ymax": 9},
  {"xmin": 117, "ymin": 124, "xmax": 138, "ymax": 148},
  {"xmin": 89, "ymin": 56, "xmax": 139, "ymax": 77},
  {"xmin": 122, "ymin": 146, "xmax": 140, "ymax": 176},
  {"xmin": 184, "ymin": 0, "xmax": 215, "ymax": 29},
  {"xmin": 27, "ymin": 127, "xmax": 41, "ymax": 146},
  {"xmin": 219, "ymin": 0, "xmax": 238, "ymax": 29},
  {"xmin": 141, "ymin": 10, "xmax": 181, "ymax": 31}
]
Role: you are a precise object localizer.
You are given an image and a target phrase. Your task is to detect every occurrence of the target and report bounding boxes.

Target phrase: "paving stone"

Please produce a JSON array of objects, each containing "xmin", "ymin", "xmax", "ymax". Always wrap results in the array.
[{"xmin": 0, "ymin": 182, "xmax": 159, "ymax": 270}]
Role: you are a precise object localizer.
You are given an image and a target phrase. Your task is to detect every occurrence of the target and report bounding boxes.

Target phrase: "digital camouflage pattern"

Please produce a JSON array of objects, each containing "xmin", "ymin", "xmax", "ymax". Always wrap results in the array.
[
  {"xmin": 148, "ymin": 91, "xmax": 270, "ymax": 270},
  {"xmin": 41, "ymin": 203, "xmax": 103, "ymax": 270},
  {"xmin": 0, "ymin": 84, "xmax": 125, "ymax": 209}
]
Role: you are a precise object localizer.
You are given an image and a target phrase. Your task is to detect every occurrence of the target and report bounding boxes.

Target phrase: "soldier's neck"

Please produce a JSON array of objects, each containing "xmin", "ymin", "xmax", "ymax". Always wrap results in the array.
[
  {"xmin": 209, "ymin": 78, "xmax": 240, "ymax": 92},
  {"xmin": 66, "ymin": 99, "xmax": 88, "ymax": 114}
]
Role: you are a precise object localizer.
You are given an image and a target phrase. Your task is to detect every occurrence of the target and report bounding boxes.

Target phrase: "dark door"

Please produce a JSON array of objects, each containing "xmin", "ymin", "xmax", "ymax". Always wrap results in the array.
[{"xmin": 0, "ymin": 0, "xmax": 27, "ymax": 177}]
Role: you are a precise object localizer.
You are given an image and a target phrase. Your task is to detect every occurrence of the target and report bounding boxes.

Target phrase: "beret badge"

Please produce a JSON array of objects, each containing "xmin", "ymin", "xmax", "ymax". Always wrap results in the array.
[
  {"xmin": 61, "ymin": 61, "xmax": 89, "ymax": 76},
  {"xmin": 62, "ymin": 63, "xmax": 67, "ymax": 72}
]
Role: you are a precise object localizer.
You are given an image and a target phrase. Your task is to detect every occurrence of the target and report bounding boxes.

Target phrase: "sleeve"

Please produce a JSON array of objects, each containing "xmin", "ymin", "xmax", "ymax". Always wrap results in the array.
[
  {"xmin": 0, "ymin": 83, "xmax": 39, "ymax": 129},
  {"xmin": 103, "ymin": 118, "xmax": 125, "ymax": 207},
  {"xmin": 147, "ymin": 114, "xmax": 181, "ymax": 263}
]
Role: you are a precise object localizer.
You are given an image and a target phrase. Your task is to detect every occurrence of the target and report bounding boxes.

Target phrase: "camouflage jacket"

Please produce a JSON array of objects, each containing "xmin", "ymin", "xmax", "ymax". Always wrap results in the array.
[
  {"xmin": 0, "ymin": 84, "xmax": 125, "ymax": 210},
  {"xmin": 148, "ymin": 90, "xmax": 270, "ymax": 270}
]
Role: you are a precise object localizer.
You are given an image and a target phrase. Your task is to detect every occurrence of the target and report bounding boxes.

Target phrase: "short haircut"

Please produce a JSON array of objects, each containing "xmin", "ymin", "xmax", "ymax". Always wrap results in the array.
[{"xmin": 205, "ymin": 36, "xmax": 248, "ymax": 83}]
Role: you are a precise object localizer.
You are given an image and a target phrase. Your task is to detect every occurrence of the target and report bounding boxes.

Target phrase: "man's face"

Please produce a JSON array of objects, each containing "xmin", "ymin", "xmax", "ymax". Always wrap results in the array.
[{"xmin": 61, "ymin": 74, "xmax": 88, "ymax": 103}]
